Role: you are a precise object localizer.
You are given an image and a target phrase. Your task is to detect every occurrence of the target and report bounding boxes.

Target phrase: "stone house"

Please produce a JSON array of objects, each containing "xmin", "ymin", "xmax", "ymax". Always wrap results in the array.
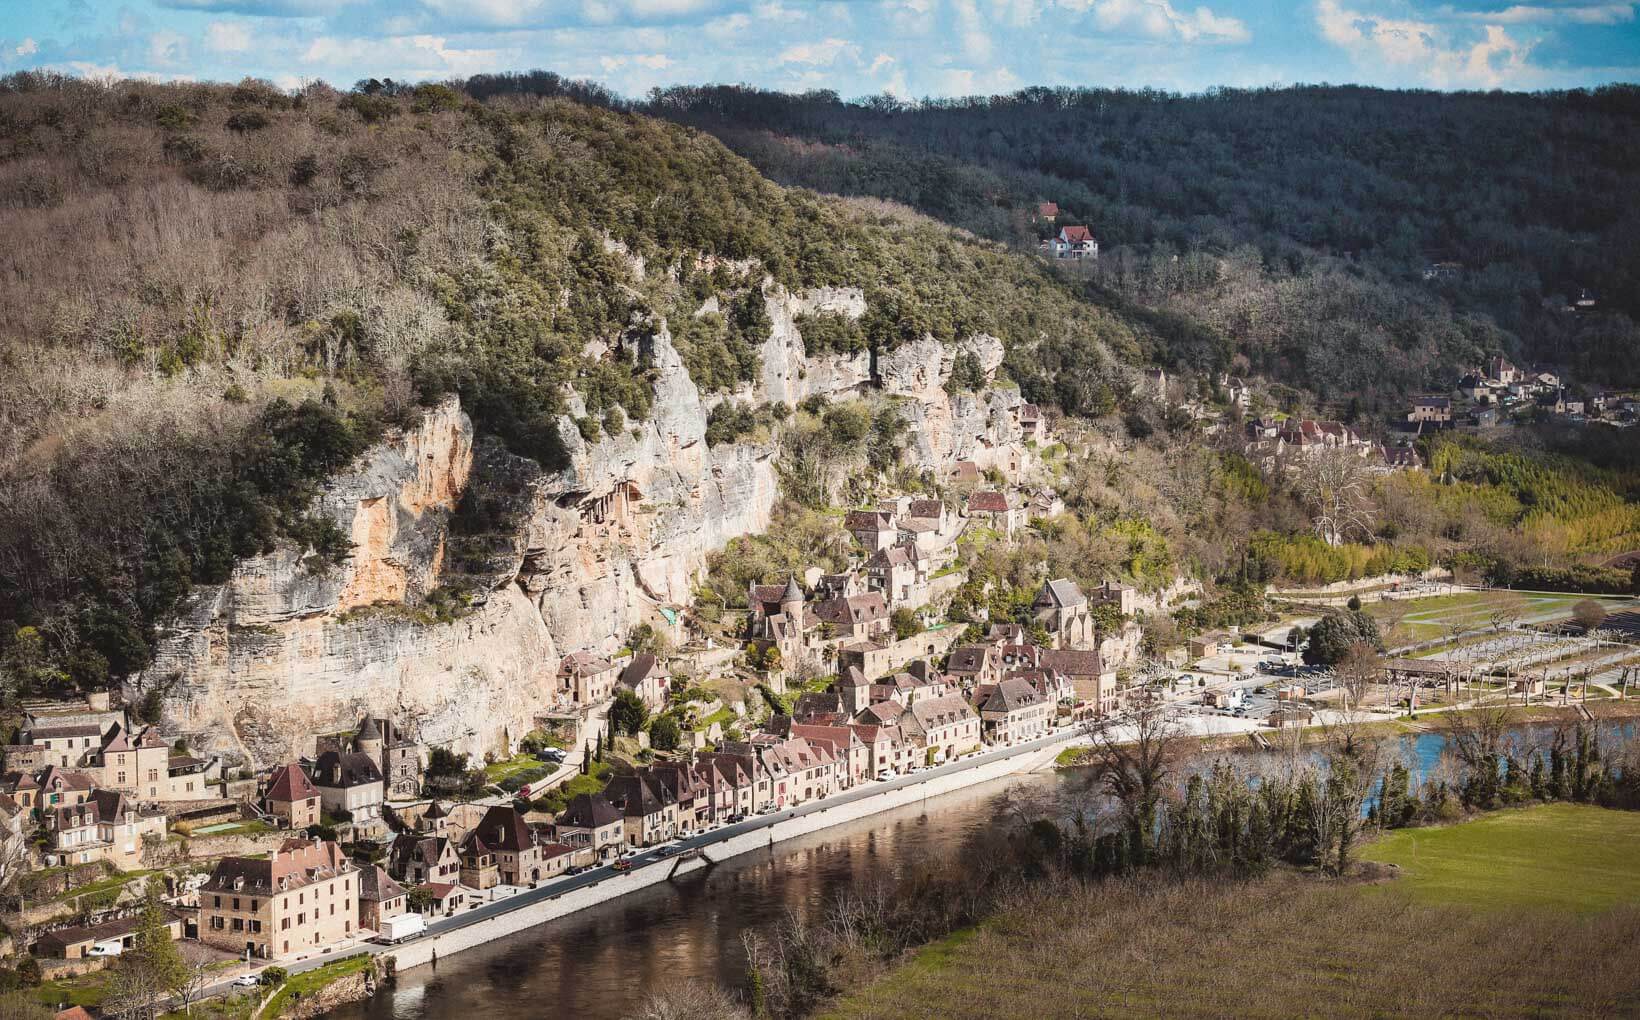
[
  {"xmin": 413, "ymin": 881, "xmax": 467, "ymax": 917},
  {"xmin": 618, "ymin": 654, "xmax": 671, "ymax": 709},
  {"xmin": 974, "ymin": 677, "xmax": 1052, "ymax": 744},
  {"xmin": 457, "ymin": 831, "xmax": 500, "ymax": 890},
  {"xmin": 1039, "ymin": 648, "xmax": 1116, "ymax": 713},
  {"xmin": 900, "ymin": 694, "xmax": 981, "ymax": 764},
  {"xmin": 810, "ymin": 592, "xmax": 891, "ymax": 643},
  {"xmin": 789, "ymin": 723, "xmax": 869, "ymax": 788},
  {"xmin": 850, "ymin": 723, "xmax": 912, "ymax": 776},
  {"xmin": 1090, "ymin": 579, "xmax": 1138, "ymax": 617},
  {"xmin": 33, "ymin": 766, "xmax": 94, "ymax": 810},
  {"xmin": 555, "ymin": 793, "xmax": 626, "ymax": 860},
  {"xmin": 905, "ymin": 498, "xmax": 947, "ymax": 532},
  {"xmin": 844, "ymin": 509, "xmax": 899, "ymax": 551},
  {"xmin": 559, "ymin": 651, "xmax": 619, "ymax": 706},
  {"xmin": 468, "ymin": 804, "xmax": 548, "ymax": 885},
  {"xmin": 312, "ymin": 750, "xmax": 385, "ymax": 827},
  {"xmin": 1034, "ymin": 578, "xmax": 1094, "ymax": 648},
  {"xmin": 966, "ymin": 491, "xmax": 1017, "ymax": 537},
  {"xmin": 263, "ymin": 763, "xmax": 322, "ymax": 830},
  {"xmin": 356, "ymin": 864, "xmax": 406, "ymax": 933},
  {"xmin": 24, "ymin": 722, "xmax": 102, "ymax": 770},
  {"xmin": 200, "ymin": 839, "xmax": 357, "ymax": 960},
  {"xmin": 603, "ymin": 773, "xmax": 679, "ymax": 847},
  {"xmin": 944, "ymin": 645, "xmax": 1000, "ymax": 689},
  {"xmin": 44, "ymin": 790, "xmax": 164, "ymax": 869},
  {"xmin": 387, "ymin": 832, "xmax": 458, "ymax": 886},
  {"xmin": 1016, "ymin": 403, "xmax": 1046, "ymax": 442},
  {"xmin": 863, "ymin": 544, "xmax": 928, "ymax": 606}
]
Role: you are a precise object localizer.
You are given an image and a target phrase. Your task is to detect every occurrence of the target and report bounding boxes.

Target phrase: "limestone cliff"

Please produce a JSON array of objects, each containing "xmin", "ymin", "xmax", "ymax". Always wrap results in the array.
[{"xmin": 132, "ymin": 286, "xmax": 1030, "ymax": 768}]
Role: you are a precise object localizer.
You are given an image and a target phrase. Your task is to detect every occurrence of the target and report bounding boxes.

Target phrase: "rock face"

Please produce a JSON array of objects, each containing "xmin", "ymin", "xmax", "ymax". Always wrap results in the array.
[{"xmin": 134, "ymin": 288, "xmax": 1032, "ymax": 768}]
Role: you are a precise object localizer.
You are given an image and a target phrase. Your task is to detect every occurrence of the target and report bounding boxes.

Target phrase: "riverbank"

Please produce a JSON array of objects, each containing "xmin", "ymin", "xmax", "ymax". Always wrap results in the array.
[
  {"xmin": 823, "ymin": 803, "xmax": 1640, "ymax": 1019},
  {"xmin": 1053, "ymin": 698, "xmax": 1640, "ymax": 769}
]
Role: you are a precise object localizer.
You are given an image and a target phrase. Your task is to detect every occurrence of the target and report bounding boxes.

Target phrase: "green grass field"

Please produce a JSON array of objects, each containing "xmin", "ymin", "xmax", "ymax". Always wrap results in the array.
[
  {"xmin": 1360, "ymin": 803, "xmax": 1640, "ymax": 914},
  {"xmin": 824, "ymin": 805, "xmax": 1640, "ymax": 1019}
]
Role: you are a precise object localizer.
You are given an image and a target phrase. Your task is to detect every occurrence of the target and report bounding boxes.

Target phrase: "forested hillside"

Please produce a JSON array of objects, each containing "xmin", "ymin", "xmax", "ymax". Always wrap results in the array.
[
  {"xmin": 645, "ymin": 84, "xmax": 1640, "ymax": 407},
  {"xmin": 0, "ymin": 72, "xmax": 1136, "ymax": 696}
]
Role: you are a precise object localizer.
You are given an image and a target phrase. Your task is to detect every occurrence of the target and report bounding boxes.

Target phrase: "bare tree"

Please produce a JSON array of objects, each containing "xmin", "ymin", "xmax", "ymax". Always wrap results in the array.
[
  {"xmin": 1334, "ymin": 640, "xmax": 1384, "ymax": 709},
  {"xmin": 1571, "ymin": 599, "xmax": 1607, "ymax": 634},
  {"xmin": 1087, "ymin": 702, "xmax": 1183, "ymax": 866},
  {"xmin": 1290, "ymin": 448, "xmax": 1374, "ymax": 546}
]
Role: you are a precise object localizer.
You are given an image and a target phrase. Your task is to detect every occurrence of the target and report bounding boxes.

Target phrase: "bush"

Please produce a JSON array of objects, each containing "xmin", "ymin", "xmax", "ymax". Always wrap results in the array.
[
  {"xmin": 650, "ymin": 714, "xmax": 683, "ymax": 752},
  {"xmin": 1302, "ymin": 611, "xmax": 1383, "ymax": 666}
]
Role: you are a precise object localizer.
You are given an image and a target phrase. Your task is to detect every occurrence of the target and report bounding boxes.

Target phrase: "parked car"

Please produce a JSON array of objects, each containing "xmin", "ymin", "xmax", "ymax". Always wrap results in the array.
[
  {"xmin": 612, "ymin": 859, "xmax": 632, "ymax": 872},
  {"xmin": 232, "ymin": 974, "xmax": 261, "ymax": 989},
  {"xmin": 876, "ymin": 769, "xmax": 894, "ymax": 781}
]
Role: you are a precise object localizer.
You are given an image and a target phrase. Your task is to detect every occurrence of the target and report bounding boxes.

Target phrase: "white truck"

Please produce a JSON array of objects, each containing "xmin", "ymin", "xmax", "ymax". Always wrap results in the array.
[{"xmin": 376, "ymin": 913, "xmax": 427, "ymax": 945}]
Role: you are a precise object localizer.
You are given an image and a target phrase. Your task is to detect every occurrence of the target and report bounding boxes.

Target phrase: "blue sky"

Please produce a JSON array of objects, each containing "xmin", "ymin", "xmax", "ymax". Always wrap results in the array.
[{"xmin": 2, "ymin": 1, "xmax": 1636, "ymax": 96}]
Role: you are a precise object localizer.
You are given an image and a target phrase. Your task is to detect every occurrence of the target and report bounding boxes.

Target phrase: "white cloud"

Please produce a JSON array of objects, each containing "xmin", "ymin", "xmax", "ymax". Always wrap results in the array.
[
  {"xmin": 777, "ymin": 37, "xmax": 860, "ymax": 65},
  {"xmin": 704, "ymin": 12, "xmax": 751, "ymax": 36},
  {"xmin": 952, "ymin": 0, "xmax": 995, "ymax": 60},
  {"xmin": 302, "ymin": 33, "xmax": 510, "ymax": 76},
  {"xmin": 148, "ymin": 29, "xmax": 189, "ymax": 66},
  {"xmin": 204, "ymin": 21, "xmax": 254, "ymax": 53},
  {"xmin": 1061, "ymin": 0, "xmax": 1250, "ymax": 42},
  {"xmin": 16, "ymin": 38, "xmax": 39, "ymax": 57},
  {"xmin": 1454, "ymin": 3, "xmax": 1634, "ymax": 24},
  {"xmin": 1317, "ymin": 0, "xmax": 1533, "ymax": 87}
]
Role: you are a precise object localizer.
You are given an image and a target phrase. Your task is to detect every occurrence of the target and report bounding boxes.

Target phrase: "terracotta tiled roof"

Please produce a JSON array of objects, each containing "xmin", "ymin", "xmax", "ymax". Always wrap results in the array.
[
  {"xmin": 968, "ymin": 491, "xmax": 1009, "ymax": 513},
  {"xmin": 265, "ymin": 763, "xmax": 319, "ymax": 802}
]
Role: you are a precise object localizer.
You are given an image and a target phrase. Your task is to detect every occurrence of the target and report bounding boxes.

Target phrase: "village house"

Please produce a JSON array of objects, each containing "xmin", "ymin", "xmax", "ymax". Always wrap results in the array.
[
  {"xmin": 263, "ymin": 763, "xmax": 322, "ymax": 829},
  {"xmin": 1488, "ymin": 355, "xmax": 1519, "ymax": 385},
  {"xmin": 1033, "ymin": 201, "xmax": 1058, "ymax": 223},
  {"xmin": 763, "ymin": 736, "xmax": 842, "ymax": 804},
  {"xmin": 844, "ymin": 509, "xmax": 899, "ymax": 552},
  {"xmin": 465, "ymin": 804, "xmax": 546, "ymax": 885},
  {"xmin": 311, "ymin": 749, "xmax": 385, "ymax": 827},
  {"xmin": 864, "ymin": 544, "xmax": 929, "ymax": 606},
  {"xmin": 32, "ymin": 766, "xmax": 94, "ymax": 810},
  {"xmin": 603, "ymin": 772, "xmax": 679, "ymax": 847},
  {"xmin": 24, "ymin": 722, "xmax": 102, "ymax": 770},
  {"xmin": 1047, "ymin": 225, "xmax": 1098, "ymax": 259},
  {"xmin": 1090, "ymin": 579, "xmax": 1138, "ymax": 617},
  {"xmin": 356, "ymin": 865, "xmax": 406, "ymax": 933},
  {"xmin": 199, "ymin": 839, "xmax": 357, "ymax": 960},
  {"xmin": 811, "ymin": 592, "xmax": 892, "ymax": 643},
  {"xmin": 944, "ymin": 644, "xmax": 1001, "ymax": 689},
  {"xmin": 905, "ymin": 498, "xmax": 947, "ymax": 533},
  {"xmin": 900, "ymin": 694, "xmax": 981, "ymax": 764},
  {"xmin": 44, "ymin": 790, "xmax": 164, "ymax": 868},
  {"xmin": 1383, "ymin": 446, "xmax": 1424, "ymax": 470},
  {"xmin": 974, "ymin": 677, "xmax": 1052, "ymax": 744},
  {"xmin": 559, "ymin": 651, "xmax": 620, "ymax": 706},
  {"xmin": 387, "ymin": 829, "xmax": 459, "ymax": 886},
  {"xmin": 789, "ymin": 723, "xmax": 869, "ymax": 788},
  {"xmin": 1015, "ymin": 403, "xmax": 1046, "ymax": 443},
  {"xmin": 457, "ymin": 831, "xmax": 499, "ymax": 890},
  {"xmin": 966, "ymin": 491, "xmax": 1017, "ymax": 537},
  {"xmin": 850, "ymin": 723, "xmax": 912, "ymax": 776},
  {"xmin": 1407, "ymin": 395, "xmax": 1453, "ymax": 425},
  {"xmin": 619, "ymin": 653, "xmax": 671, "ymax": 709},
  {"xmin": 554, "ymin": 790, "xmax": 623, "ymax": 865},
  {"xmin": 413, "ymin": 882, "xmax": 467, "ymax": 917},
  {"xmin": 949, "ymin": 460, "xmax": 980, "ymax": 485},
  {"xmin": 1033, "ymin": 578, "xmax": 1094, "ymax": 648},
  {"xmin": 1039, "ymin": 648, "xmax": 1117, "ymax": 713}
]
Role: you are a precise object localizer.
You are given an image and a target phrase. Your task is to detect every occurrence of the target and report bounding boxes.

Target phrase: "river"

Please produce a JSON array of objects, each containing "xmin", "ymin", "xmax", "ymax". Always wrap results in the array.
[{"xmin": 329, "ymin": 720, "xmax": 1627, "ymax": 1019}]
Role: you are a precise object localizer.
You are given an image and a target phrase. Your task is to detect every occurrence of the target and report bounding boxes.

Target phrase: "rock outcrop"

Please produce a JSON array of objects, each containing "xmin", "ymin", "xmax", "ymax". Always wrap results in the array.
[{"xmin": 134, "ymin": 287, "xmax": 1033, "ymax": 768}]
